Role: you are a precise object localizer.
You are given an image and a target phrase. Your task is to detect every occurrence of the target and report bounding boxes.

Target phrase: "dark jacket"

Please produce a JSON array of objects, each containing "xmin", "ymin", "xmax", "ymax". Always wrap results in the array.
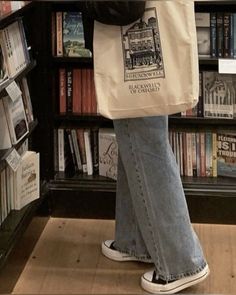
[{"xmin": 81, "ymin": 1, "xmax": 146, "ymax": 51}]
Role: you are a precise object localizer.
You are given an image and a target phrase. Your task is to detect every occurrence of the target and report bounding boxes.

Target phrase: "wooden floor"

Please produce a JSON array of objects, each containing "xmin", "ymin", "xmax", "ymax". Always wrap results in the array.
[{"xmin": 1, "ymin": 217, "xmax": 236, "ymax": 294}]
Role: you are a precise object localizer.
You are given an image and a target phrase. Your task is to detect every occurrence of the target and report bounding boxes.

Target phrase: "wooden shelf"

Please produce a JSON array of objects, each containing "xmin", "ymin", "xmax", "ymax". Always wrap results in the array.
[
  {"xmin": 52, "ymin": 56, "xmax": 93, "ymax": 66},
  {"xmin": 50, "ymin": 173, "xmax": 236, "ymax": 197},
  {"xmin": 169, "ymin": 116, "xmax": 236, "ymax": 127}
]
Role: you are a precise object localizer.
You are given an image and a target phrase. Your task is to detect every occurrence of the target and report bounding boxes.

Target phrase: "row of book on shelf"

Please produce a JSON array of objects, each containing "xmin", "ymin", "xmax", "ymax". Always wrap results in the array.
[
  {"xmin": 196, "ymin": 12, "xmax": 236, "ymax": 58},
  {"xmin": 183, "ymin": 71, "xmax": 236, "ymax": 119},
  {"xmin": 58, "ymin": 68, "xmax": 236, "ymax": 119},
  {"xmin": 0, "ymin": 1, "xmax": 29, "ymax": 17},
  {"xmin": 54, "ymin": 127, "xmax": 236, "ymax": 180},
  {"xmin": 0, "ymin": 18, "xmax": 30, "ymax": 86},
  {"xmin": 59, "ymin": 68, "xmax": 97, "ymax": 115},
  {"xmin": 52, "ymin": 10, "xmax": 236, "ymax": 60},
  {"xmin": 0, "ymin": 139, "xmax": 40, "ymax": 226}
]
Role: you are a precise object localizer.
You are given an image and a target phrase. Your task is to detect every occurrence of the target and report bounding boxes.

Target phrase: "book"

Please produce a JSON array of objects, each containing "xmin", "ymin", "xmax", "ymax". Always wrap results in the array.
[
  {"xmin": 217, "ymin": 132, "xmax": 236, "ymax": 178},
  {"xmin": 84, "ymin": 129, "xmax": 93, "ymax": 175},
  {"xmin": 2, "ymin": 94, "xmax": 29, "ymax": 144},
  {"xmin": 63, "ymin": 12, "xmax": 92, "ymax": 57},
  {"xmin": 99, "ymin": 129, "xmax": 118, "ymax": 180},
  {"xmin": 195, "ymin": 13, "xmax": 211, "ymax": 57},
  {"xmin": 202, "ymin": 71, "xmax": 234, "ymax": 119},
  {"xmin": 19, "ymin": 77, "xmax": 34, "ymax": 123},
  {"xmin": 59, "ymin": 68, "xmax": 66, "ymax": 113},
  {"xmin": 0, "ymin": 99, "xmax": 12, "ymax": 149},
  {"xmin": 0, "ymin": 45, "xmax": 8, "ymax": 85},
  {"xmin": 13, "ymin": 151, "xmax": 40, "ymax": 210},
  {"xmin": 0, "ymin": 20, "xmax": 29, "ymax": 77}
]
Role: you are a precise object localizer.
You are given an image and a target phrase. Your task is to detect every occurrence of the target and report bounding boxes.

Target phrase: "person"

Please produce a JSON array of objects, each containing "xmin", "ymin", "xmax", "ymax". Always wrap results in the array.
[{"xmin": 81, "ymin": 2, "xmax": 210, "ymax": 294}]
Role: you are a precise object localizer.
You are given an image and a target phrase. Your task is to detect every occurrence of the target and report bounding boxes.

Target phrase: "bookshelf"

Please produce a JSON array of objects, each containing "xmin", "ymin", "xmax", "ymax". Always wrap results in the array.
[
  {"xmin": 2, "ymin": 0, "xmax": 236, "ymax": 269},
  {"xmin": 44, "ymin": 0, "xmax": 236, "ymax": 224},
  {"xmin": 0, "ymin": 2, "xmax": 49, "ymax": 268}
]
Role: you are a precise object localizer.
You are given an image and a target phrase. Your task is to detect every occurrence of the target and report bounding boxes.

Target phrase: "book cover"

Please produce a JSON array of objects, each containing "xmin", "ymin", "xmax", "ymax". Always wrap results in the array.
[
  {"xmin": 14, "ymin": 151, "xmax": 40, "ymax": 210},
  {"xmin": 195, "ymin": 13, "xmax": 211, "ymax": 57},
  {"xmin": 99, "ymin": 129, "xmax": 118, "ymax": 180},
  {"xmin": 202, "ymin": 71, "xmax": 234, "ymax": 119},
  {"xmin": 217, "ymin": 131, "xmax": 236, "ymax": 178},
  {"xmin": 63, "ymin": 12, "xmax": 92, "ymax": 57},
  {"xmin": 3, "ymin": 95, "xmax": 29, "ymax": 144}
]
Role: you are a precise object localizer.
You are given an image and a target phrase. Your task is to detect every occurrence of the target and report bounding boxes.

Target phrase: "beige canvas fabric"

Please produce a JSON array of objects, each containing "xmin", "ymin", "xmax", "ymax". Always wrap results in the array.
[{"xmin": 93, "ymin": 0, "xmax": 199, "ymax": 119}]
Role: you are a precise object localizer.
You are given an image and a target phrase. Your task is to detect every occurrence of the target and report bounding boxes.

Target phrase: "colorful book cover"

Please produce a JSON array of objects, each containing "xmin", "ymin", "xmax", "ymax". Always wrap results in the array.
[
  {"xmin": 217, "ymin": 131, "xmax": 236, "ymax": 178},
  {"xmin": 63, "ymin": 12, "xmax": 92, "ymax": 57}
]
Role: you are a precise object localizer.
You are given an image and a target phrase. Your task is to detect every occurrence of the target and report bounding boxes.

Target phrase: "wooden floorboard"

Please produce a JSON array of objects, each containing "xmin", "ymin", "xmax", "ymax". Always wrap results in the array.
[{"xmin": 3, "ymin": 218, "xmax": 234, "ymax": 294}]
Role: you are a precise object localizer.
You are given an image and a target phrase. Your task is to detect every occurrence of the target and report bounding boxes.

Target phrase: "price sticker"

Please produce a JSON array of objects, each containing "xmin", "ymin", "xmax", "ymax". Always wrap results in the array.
[
  {"xmin": 219, "ymin": 59, "xmax": 236, "ymax": 74},
  {"xmin": 5, "ymin": 81, "xmax": 22, "ymax": 102},
  {"xmin": 6, "ymin": 149, "xmax": 21, "ymax": 172}
]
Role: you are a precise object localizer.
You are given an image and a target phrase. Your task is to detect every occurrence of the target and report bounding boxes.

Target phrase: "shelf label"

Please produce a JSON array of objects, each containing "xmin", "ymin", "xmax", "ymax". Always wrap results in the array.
[
  {"xmin": 6, "ymin": 149, "xmax": 21, "ymax": 172},
  {"xmin": 5, "ymin": 81, "xmax": 22, "ymax": 102},
  {"xmin": 219, "ymin": 59, "xmax": 236, "ymax": 74}
]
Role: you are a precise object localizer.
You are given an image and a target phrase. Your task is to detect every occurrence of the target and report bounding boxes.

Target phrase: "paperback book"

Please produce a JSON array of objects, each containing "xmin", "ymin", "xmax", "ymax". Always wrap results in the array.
[
  {"xmin": 217, "ymin": 131, "xmax": 236, "ymax": 178},
  {"xmin": 99, "ymin": 129, "xmax": 118, "ymax": 180},
  {"xmin": 3, "ymin": 94, "xmax": 29, "ymax": 144},
  {"xmin": 63, "ymin": 12, "xmax": 92, "ymax": 57}
]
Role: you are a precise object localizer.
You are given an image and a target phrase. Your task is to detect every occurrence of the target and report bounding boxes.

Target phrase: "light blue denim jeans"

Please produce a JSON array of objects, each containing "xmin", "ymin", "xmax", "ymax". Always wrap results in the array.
[{"xmin": 112, "ymin": 115, "xmax": 207, "ymax": 281}]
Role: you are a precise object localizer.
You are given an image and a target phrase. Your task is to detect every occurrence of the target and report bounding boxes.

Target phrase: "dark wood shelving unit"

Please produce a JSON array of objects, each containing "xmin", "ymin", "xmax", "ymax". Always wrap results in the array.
[
  {"xmin": 0, "ymin": 3, "xmax": 49, "ymax": 269},
  {"xmin": 46, "ymin": 0, "xmax": 236, "ymax": 225}
]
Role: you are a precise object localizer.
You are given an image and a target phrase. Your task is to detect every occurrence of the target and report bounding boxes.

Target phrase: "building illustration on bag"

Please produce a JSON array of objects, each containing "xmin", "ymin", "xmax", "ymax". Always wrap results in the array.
[{"xmin": 121, "ymin": 7, "xmax": 165, "ymax": 81}]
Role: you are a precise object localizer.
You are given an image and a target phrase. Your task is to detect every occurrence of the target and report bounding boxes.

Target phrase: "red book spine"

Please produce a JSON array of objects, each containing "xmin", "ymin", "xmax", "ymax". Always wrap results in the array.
[
  {"xmin": 59, "ymin": 68, "xmax": 66, "ymax": 114},
  {"xmin": 72, "ymin": 69, "xmax": 82, "ymax": 114},
  {"xmin": 90, "ymin": 69, "xmax": 97, "ymax": 114}
]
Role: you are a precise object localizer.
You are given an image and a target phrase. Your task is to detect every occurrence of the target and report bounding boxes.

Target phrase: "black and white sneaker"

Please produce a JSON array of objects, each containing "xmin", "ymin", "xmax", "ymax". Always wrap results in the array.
[
  {"xmin": 141, "ymin": 264, "xmax": 210, "ymax": 294},
  {"xmin": 102, "ymin": 240, "xmax": 152, "ymax": 263}
]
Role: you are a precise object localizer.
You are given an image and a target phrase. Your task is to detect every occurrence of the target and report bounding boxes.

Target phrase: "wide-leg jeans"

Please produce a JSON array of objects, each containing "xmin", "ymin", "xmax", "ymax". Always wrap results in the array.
[{"xmin": 112, "ymin": 115, "xmax": 207, "ymax": 281}]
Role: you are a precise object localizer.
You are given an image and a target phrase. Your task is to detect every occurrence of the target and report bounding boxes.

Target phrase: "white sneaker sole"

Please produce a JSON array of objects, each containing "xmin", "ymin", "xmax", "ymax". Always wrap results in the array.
[
  {"xmin": 141, "ymin": 265, "xmax": 210, "ymax": 294},
  {"xmin": 102, "ymin": 241, "xmax": 152, "ymax": 263}
]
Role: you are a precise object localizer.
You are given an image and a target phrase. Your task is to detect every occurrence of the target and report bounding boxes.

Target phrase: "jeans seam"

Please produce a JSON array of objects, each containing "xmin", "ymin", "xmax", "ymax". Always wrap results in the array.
[{"xmin": 126, "ymin": 120, "xmax": 164, "ymax": 274}]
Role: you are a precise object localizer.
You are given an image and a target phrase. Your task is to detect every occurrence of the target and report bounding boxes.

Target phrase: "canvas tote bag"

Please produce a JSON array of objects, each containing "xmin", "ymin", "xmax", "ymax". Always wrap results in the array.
[{"xmin": 93, "ymin": 0, "xmax": 199, "ymax": 119}]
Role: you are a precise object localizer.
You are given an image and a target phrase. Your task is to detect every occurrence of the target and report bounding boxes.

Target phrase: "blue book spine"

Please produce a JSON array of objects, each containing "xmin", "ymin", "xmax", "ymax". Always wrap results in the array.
[{"xmin": 210, "ymin": 12, "xmax": 217, "ymax": 57}]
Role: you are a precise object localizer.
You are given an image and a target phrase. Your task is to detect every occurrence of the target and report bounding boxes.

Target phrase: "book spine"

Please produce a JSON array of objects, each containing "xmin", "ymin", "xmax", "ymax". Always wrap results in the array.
[
  {"xmin": 205, "ymin": 132, "xmax": 213, "ymax": 177},
  {"xmin": 210, "ymin": 12, "xmax": 217, "ymax": 57},
  {"xmin": 217, "ymin": 12, "xmax": 224, "ymax": 58},
  {"xmin": 59, "ymin": 68, "xmax": 66, "ymax": 114},
  {"xmin": 234, "ymin": 14, "xmax": 236, "ymax": 58},
  {"xmin": 84, "ymin": 129, "xmax": 93, "ymax": 175},
  {"xmin": 72, "ymin": 69, "xmax": 82, "ymax": 114},
  {"xmin": 71, "ymin": 129, "xmax": 83, "ymax": 172},
  {"xmin": 223, "ymin": 13, "xmax": 231, "ymax": 58},
  {"xmin": 66, "ymin": 69, "xmax": 73, "ymax": 113},
  {"xmin": 56, "ymin": 11, "xmax": 63, "ymax": 56},
  {"xmin": 212, "ymin": 132, "xmax": 217, "ymax": 177},
  {"xmin": 200, "ymin": 132, "xmax": 206, "ymax": 177}
]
